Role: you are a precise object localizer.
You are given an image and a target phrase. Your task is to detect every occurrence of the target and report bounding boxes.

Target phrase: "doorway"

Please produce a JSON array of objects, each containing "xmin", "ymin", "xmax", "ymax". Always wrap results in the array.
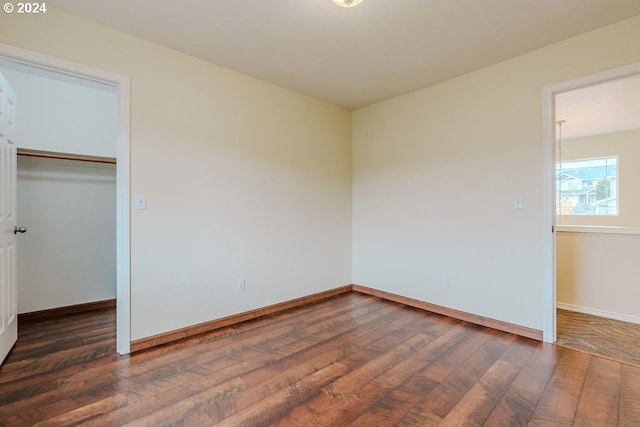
[
  {"xmin": 0, "ymin": 43, "xmax": 131, "ymax": 354},
  {"xmin": 542, "ymin": 61, "xmax": 640, "ymax": 346}
]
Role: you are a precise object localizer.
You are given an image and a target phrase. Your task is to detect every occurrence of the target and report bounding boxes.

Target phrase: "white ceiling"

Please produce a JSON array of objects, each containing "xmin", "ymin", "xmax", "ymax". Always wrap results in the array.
[
  {"xmin": 556, "ymin": 73, "xmax": 640, "ymax": 140},
  {"xmin": 48, "ymin": 0, "xmax": 640, "ymax": 110}
]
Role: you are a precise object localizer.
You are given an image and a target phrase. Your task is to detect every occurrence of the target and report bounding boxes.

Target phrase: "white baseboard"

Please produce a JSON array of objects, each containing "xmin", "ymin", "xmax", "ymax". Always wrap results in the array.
[{"xmin": 557, "ymin": 302, "xmax": 640, "ymax": 325}]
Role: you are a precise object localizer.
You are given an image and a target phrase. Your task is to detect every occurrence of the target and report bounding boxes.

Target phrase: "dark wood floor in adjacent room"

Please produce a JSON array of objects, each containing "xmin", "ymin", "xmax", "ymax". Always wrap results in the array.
[{"xmin": 1, "ymin": 293, "xmax": 639, "ymax": 426}]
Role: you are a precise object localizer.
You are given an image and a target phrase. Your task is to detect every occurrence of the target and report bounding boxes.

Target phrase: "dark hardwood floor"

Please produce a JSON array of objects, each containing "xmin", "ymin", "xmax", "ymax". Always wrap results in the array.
[{"xmin": 1, "ymin": 293, "xmax": 639, "ymax": 426}]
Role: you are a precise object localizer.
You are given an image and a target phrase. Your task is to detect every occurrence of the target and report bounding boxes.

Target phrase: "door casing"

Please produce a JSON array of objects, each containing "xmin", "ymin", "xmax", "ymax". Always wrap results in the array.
[
  {"xmin": 541, "ymin": 61, "xmax": 640, "ymax": 343},
  {"xmin": 0, "ymin": 43, "xmax": 132, "ymax": 354}
]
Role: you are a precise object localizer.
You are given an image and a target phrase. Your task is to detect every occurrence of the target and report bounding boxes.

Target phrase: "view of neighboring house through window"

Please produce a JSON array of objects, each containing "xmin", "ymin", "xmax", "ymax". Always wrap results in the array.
[{"xmin": 556, "ymin": 156, "xmax": 617, "ymax": 215}]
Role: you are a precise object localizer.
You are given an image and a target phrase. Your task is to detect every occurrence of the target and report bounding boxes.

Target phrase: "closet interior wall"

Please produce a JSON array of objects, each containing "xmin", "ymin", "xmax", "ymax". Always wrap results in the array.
[{"xmin": 0, "ymin": 60, "xmax": 119, "ymax": 314}]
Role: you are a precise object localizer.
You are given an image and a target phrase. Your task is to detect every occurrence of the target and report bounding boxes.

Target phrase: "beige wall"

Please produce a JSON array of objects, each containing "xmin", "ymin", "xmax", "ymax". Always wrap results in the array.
[
  {"xmin": 352, "ymin": 15, "xmax": 640, "ymax": 331},
  {"xmin": 557, "ymin": 128, "xmax": 640, "ymax": 227},
  {"xmin": 0, "ymin": 65, "xmax": 118, "ymax": 157},
  {"xmin": 17, "ymin": 157, "xmax": 116, "ymax": 313},
  {"xmin": 557, "ymin": 231, "xmax": 640, "ymax": 320},
  {"xmin": 556, "ymin": 128, "xmax": 640, "ymax": 320},
  {"xmin": 1, "ymin": 9, "xmax": 352, "ymax": 340},
  {"xmin": 3, "ymin": 8, "xmax": 640, "ymax": 340}
]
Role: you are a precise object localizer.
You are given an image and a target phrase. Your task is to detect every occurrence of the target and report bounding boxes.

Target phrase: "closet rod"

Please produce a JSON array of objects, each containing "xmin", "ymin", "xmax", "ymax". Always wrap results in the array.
[{"xmin": 16, "ymin": 149, "xmax": 116, "ymax": 165}]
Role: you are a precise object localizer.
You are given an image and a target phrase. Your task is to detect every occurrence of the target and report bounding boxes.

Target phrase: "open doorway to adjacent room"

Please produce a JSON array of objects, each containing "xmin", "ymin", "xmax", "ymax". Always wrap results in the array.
[{"xmin": 543, "ymin": 63, "xmax": 640, "ymax": 364}]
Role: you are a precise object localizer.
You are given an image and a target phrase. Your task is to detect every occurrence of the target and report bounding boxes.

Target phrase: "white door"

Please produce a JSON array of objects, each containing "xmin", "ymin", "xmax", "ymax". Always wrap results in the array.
[{"xmin": 0, "ymin": 72, "xmax": 18, "ymax": 364}]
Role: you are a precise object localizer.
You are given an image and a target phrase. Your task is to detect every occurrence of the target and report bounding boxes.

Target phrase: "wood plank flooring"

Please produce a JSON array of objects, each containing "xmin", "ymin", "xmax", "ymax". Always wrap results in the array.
[
  {"xmin": 557, "ymin": 308, "xmax": 640, "ymax": 366},
  {"xmin": 1, "ymin": 293, "xmax": 639, "ymax": 426}
]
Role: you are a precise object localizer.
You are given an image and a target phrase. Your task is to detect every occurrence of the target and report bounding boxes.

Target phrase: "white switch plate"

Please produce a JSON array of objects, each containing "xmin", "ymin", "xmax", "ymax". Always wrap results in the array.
[
  {"xmin": 513, "ymin": 195, "xmax": 523, "ymax": 209},
  {"xmin": 237, "ymin": 278, "xmax": 246, "ymax": 292},
  {"xmin": 134, "ymin": 194, "xmax": 146, "ymax": 210}
]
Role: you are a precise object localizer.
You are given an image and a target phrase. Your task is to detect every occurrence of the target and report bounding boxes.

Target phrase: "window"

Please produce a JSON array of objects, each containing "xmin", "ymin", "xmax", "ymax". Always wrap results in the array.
[{"xmin": 556, "ymin": 157, "xmax": 617, "ymax": 215}]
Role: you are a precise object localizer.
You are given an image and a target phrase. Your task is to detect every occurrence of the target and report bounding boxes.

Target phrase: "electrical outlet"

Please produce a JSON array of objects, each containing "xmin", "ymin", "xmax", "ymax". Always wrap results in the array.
[{"xmin": 236, "ymin": 278, "xmax": 245, "ymax": 292}]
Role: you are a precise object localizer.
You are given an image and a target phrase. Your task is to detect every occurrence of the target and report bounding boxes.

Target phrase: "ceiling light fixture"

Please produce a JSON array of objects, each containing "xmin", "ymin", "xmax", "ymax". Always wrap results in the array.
[{"xmin": 332, "ymin": 0, "xmax": 364, "ymax": 7}]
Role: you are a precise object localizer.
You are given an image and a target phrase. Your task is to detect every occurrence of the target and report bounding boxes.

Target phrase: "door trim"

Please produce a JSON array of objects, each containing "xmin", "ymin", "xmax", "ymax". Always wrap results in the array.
[
  {"xmin": 542, "ymin": 61, "xmax": 640, "ymax": 344},
  {"xmin": 0, "ymin": 43, "xmax": 131, "ymax": 354}
]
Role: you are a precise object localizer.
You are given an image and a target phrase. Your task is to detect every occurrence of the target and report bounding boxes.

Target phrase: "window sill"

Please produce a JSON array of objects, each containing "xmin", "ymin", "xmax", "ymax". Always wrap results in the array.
[{"xmin": 555, "ymin": 225, "xmax": 640, "ymax": 235}]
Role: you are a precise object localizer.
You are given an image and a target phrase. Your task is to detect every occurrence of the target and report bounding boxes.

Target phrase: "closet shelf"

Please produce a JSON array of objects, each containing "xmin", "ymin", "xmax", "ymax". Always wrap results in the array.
[{"xmin": 17, "ymin": 149, "xmax": 116, "ymax": 165}]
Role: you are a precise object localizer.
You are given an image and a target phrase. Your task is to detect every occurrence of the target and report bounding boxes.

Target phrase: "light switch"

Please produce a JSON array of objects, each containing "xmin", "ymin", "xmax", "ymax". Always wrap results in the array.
[
  {"xmin": 513, "ymin": 195, "xmax": 523, "ymax": 209},
  {"xmin": 134, "ymin": 194, "xmax": 146, "ymax": 210}
]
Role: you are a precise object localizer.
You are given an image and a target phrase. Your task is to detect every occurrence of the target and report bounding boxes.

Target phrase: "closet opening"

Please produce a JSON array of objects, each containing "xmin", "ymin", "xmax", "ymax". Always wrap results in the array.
[{"xmin": 0, "ymin": 43, "xmax": 131, "ymax": 354}]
